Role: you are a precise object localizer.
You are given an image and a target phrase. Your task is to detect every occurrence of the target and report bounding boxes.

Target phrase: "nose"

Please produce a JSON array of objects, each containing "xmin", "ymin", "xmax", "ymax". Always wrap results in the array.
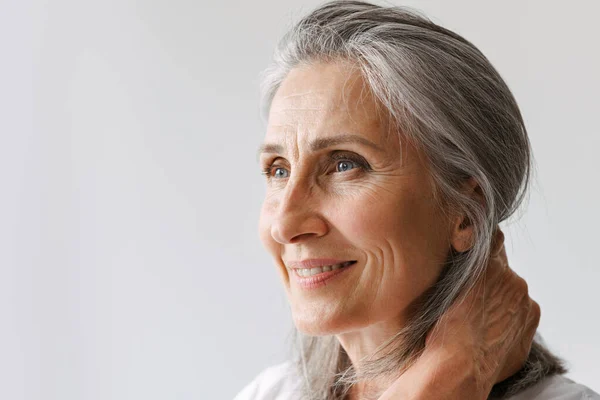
[{"xmin": 270, "ymin": 178, "xmax": 328, "ymax": 244}]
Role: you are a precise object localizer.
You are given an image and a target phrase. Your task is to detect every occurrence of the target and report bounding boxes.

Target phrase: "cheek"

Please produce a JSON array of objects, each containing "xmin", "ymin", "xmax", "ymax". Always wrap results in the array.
[
  {"xmin": 327, "ymin": 186, "xmax": 449, "ymax": 271},
  {"xmin": 329, "ymin": 190, "xmax": 408, "ymax": 241}
]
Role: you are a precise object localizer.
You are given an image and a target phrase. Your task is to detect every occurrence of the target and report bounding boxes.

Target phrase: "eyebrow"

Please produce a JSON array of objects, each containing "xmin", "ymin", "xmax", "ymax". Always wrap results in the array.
[{"xmin": 256, "ymin": 134, "xmax": 384, "ymax": 159}]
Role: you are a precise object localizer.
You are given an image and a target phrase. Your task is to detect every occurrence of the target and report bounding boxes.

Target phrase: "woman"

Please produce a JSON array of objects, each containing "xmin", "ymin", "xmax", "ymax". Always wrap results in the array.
[{"xmin": 236, "ymin": 1, "xmax": 599, "ymax": 399}]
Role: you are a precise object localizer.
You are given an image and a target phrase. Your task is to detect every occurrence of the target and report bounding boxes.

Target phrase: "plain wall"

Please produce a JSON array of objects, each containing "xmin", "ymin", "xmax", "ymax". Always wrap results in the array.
[{"xmin": 1, "ymin": 0, "xmax": 598, "ymax": 399}]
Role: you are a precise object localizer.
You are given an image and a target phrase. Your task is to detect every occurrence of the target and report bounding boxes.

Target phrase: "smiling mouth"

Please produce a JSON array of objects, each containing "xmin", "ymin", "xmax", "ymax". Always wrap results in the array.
[{"xmin": 294, "ymin": 260, "xmax": 357, "ymax": 277}]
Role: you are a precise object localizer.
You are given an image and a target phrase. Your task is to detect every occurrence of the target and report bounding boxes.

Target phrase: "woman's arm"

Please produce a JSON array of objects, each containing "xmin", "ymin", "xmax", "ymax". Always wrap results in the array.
[{"xmin": 379, "ymin": 230, "xmax": 540, "ymax": 400}]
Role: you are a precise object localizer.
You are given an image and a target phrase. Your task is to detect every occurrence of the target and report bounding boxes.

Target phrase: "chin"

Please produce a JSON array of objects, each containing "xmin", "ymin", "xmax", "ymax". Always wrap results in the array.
[
  {"xmin": 294, "ymin": 319, "xmax": 340, "ymax": 336},
  {"xmin": 291, "ymin": 304, "xmax": 364, "ymax": 336},
  {"xmin": 290, "ymin": 306, "xmax": 336, "ymax": 335}
]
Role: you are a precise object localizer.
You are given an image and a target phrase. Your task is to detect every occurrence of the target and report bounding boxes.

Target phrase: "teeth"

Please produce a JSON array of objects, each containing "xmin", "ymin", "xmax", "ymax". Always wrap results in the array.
[{"xmin": 295, "ymin": 262, "xmax": 353, "ymax": 277}]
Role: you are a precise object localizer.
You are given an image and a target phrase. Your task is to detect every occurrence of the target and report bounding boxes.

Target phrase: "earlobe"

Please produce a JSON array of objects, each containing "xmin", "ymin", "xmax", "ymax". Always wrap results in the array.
[
  {"xmin": 451, "ymin": 214, "xmax": 475, "ymax": 252},
  {"xmin": 450, "ymin": 177, "xmax": 481, "ymax": 253}
]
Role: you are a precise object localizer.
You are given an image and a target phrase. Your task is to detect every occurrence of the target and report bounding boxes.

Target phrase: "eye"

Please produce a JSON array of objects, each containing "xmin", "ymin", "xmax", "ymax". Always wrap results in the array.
[
  {"xmin": 335, "ymin": 160, "xmax": 357, "ymax": 173},
  {"xmin": 272, "ymin": 167, "xmax": 290, "ymax": 179},
  {"xmin": 330, "ymin": 151, "xmax": 369, "ymax": 174},
  {"xmin": 261, "ymin": 163, "xmax": 290, "ymax": 180}
]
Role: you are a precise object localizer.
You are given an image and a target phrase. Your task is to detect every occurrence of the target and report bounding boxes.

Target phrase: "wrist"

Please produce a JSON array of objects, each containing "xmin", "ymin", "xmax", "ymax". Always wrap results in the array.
[{"xmin": 407, "ymin": 348, "xmax": 491, "ymax": 400}]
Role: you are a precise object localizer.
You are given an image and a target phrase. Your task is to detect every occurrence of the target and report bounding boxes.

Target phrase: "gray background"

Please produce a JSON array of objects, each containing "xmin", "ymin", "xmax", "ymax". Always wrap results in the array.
[{"xmin": 1, "ymin": 0, "xmax": 599, "ymax": 399}]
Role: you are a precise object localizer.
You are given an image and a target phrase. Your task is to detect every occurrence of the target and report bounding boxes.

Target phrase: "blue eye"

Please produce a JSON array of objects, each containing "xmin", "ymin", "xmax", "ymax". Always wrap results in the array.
[
  {"xmin": 273, "ymin": 167, "xmax": 289, "ymax": 179},
  {"xmin": 336, "ymin": 160, "xmax": 356, "ymax": 173}
]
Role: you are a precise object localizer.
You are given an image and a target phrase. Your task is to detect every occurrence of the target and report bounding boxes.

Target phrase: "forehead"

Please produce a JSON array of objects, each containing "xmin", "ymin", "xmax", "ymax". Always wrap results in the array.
[{"xmin": 265, "ymin": 61, "xmax": 389, "ymax": 147}]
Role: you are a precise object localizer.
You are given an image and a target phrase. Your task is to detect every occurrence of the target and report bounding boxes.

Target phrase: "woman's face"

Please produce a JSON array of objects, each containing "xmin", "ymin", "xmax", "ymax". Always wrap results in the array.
[{"xmin": 258, "ymin": 61, "xmax": 454, "ymax": 335}]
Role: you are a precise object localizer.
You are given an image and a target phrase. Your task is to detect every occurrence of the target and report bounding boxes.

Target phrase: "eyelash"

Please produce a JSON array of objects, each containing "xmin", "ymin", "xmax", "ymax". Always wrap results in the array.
[{"xmin": 261, "ymin": 152, "xmax": 371, "ymax": 180}]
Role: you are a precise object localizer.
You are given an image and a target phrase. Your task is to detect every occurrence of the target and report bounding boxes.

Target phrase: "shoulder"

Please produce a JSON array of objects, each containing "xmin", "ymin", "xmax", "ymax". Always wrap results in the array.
[
  {"xmin": 505, "ymin": 374, "xmax": 600, "ymax": 400},
  {"xmin": 233, "ymin": 361, "xmax": 303, "ymax": 400},
  {"xmin": 232, "ymin": 365, "xmax": 600, "ymax": 400}
]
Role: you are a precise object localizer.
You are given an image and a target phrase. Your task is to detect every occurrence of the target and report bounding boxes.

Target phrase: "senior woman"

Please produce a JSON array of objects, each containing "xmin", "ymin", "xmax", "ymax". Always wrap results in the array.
[{"xmin": 235, "ymin": 1, "xmax": 599, "ymax": 399}]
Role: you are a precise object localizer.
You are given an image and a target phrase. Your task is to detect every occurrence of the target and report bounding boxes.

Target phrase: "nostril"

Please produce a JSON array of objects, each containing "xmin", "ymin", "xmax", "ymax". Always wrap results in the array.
[
  {"xmin": 270, "ymin": 213, "xmax": 329, "ymax": 244},
  {"xmin": 289, "ymin": 232, "xmax": 321, "ymax": 243}
]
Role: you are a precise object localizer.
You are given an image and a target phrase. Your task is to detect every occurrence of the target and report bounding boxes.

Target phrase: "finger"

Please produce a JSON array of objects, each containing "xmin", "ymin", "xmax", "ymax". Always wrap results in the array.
[
  {"xmin": 496, "ymin": 297, "xmax": 538, "ymax": 382},
  {"xmin": 483, "ymin": 243, "xmax": 510, "ymax": 286},
  {"xmin": 491, "ymin": 228, "xmax": 505, "ymax": 257},
  {"xmin": 522, "ymin": 299, "xmax": 540, "ymax": 354},
  {"xmin": 502, "ymin": 279, "xmax": 539, "ymax": 374}
]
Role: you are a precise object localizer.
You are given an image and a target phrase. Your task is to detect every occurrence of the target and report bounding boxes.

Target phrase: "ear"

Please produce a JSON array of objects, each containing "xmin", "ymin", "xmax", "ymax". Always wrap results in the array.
[{"xmin": 450, "ymin": 177, "xmax": 483, "ymax": 253}]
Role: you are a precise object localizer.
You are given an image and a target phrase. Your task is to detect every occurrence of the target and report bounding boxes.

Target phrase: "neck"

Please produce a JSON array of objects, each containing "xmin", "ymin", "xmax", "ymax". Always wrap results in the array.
[
  {"xmin": 335, "ymin": 318, "xmax": 407, "ymax": 400},
  {"xmin": 336, "ymin": 314, "xmax": 407, "ymax": 366}
]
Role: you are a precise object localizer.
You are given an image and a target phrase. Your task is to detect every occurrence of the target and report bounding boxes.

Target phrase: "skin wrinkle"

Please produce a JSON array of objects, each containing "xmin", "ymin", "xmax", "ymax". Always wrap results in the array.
[
  {"xmin": 255, "ymin": 4, "xmax": 570, "ymax": 397},
  {"xmin": 258, "ymin": 60, "xmax": 469, "ymax": 398}
]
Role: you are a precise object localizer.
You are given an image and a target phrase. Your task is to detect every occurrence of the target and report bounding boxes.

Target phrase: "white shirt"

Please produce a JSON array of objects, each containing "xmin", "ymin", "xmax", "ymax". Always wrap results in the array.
[{"xmin": 234, "ymin": 361, "xmax": 600, "ymax": 400}]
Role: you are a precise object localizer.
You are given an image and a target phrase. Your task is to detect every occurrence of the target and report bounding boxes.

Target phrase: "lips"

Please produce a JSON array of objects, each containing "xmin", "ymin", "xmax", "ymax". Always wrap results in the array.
[
  {"xmin": 286, "ymin": 258, "xmax": 357, "ymax": 269},
  {"xmin": 294, "ymin": 261, "xmax": 356, "ymax": 277},
  {"xmin": 286, "ymin": 259, "xmax": 357, "ymax": 289}
]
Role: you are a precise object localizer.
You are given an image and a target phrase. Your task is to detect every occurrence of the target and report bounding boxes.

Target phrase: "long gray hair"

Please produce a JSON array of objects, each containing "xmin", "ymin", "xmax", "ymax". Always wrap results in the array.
[{"xmin": 259, "ymin": 1, "xmax": 566, "ymax": 399}]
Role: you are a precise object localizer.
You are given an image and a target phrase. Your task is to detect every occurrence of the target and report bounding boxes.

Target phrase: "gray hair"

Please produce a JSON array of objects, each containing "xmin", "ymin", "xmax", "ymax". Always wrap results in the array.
[{"xmin": 259, "ymin": 1, "xmax": 566, "ymax": 399}]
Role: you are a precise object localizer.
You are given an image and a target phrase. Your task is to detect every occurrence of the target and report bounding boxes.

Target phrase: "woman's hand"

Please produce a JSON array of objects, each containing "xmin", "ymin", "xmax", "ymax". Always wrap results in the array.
[{"xmin": 379, "ymin": 229, "xmax": 540, "ymax": 400}]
